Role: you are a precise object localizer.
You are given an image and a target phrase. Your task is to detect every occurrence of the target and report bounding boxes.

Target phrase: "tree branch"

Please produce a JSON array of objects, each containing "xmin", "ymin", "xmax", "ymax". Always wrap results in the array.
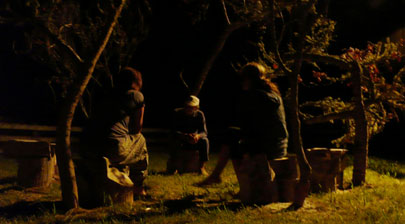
[
  {"xmin": 3, "ymin": 15, "xmax": 84, "ymax": 64},
  {"xmin": 221, "ymin": 0, "xmax": 231, "ymax": 25},
  {"xmin": 269, "ymin": 0, "xmax": 292, "ymax": 74},
  {"xmin": 191, "ymin": 8, "xmax": 272, "ymax": 95},
  {"xmin": 191, "ymin": 22, "xmax": 243, "ymax": 95},
  {"xmin": 304, "ymin": 110, "xmax": 355, "ymax": 124},
  {"xmin": 302, "ymin": 53, "xmax": 351, "ymax": 70}
]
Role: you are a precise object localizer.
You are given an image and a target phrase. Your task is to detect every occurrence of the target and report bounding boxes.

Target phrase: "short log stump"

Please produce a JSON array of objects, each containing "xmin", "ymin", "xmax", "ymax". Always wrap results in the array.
[
  {"xmin": 306, "ymin": 148, "xmax": 348, "ymax": 192},
  {"xmin": 3, "ymin": 139, "xmax": 56, "ymax": 188}
]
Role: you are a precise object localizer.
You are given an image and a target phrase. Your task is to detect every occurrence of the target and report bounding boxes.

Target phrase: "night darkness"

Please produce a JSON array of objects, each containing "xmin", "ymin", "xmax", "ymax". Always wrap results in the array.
[{"xmin": 1, "ymin": 0, "xmax": 404, "ymax": 159}]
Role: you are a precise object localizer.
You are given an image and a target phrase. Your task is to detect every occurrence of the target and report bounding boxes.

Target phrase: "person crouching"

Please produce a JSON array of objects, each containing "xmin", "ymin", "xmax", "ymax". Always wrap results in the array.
[{"xmin": 167, "ymin": 95, "xmax": 209, "ymax": 175}]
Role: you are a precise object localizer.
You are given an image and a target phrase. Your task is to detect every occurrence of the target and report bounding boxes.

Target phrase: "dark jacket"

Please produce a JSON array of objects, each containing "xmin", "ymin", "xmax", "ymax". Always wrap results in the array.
[{"xmin": 239, "ymin": 89, "xmax": 288, "ymax": 159}]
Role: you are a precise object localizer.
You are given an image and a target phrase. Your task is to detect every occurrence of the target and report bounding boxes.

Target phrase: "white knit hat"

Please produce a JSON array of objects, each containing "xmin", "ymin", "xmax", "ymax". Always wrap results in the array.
[{"xmin": 185, "ymin": 95, "xmax": 200, "ymax": 107}]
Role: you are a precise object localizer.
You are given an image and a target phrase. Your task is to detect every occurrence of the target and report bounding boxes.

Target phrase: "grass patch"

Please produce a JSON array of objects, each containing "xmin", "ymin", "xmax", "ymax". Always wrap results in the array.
[
  {"xmin": 345, "ymin": 155, "xmax": 405, "ymax": 178},
  {"xmin": 0, "ymin": 152, "xmax": 404, "ymax": 223},
  {"xmin": 367, "ymin": 157, "xmax": 405, "ymax": 178}
]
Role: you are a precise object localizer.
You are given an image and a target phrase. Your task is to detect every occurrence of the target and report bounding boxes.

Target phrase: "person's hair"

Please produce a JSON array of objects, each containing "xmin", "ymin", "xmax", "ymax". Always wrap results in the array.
[
  {"xmin": 115, "ymin": 67, "xmax": 143, "ymax": 90},
  {"xmin": 240, "ymin": 62, "xmax": 280, "ymax": 95}
]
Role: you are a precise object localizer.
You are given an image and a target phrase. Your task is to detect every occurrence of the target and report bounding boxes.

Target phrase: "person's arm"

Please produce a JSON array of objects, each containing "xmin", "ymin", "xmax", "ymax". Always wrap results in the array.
[
  {"xmin": 128, "ymin": 90, "xmax": 145, "ymax": 134},
  {"xmin": 173, "ymin": 109, "xmax": 188, "ymax": 141},
  {"xmin": 131, "ymin": 106, "xmax": 144, "ymax": 134},
  {"xmin": 196, "ymin": 111, "xmax": 208, "ymax": 139}
]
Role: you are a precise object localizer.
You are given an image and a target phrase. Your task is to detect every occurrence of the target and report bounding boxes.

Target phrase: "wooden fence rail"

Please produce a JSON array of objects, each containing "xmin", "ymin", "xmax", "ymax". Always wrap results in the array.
[{"xmin": 0, "ymin": 123, "xmax": 170, "ymax": 147}]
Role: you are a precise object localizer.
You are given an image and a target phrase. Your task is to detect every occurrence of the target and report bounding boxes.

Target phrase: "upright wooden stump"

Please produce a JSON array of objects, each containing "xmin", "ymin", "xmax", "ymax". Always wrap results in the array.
[
  {"xmin": 271, "ymin": 155, "xmax": 299, "ymax": 202},
  {"xmin": 76, "ymin": 157, "xmax": 134, "ymax": 208},
  {"xmin": 167, "ymin": 149, "xmax": 200, "ymax": 174},
  {"xmin": 103, "ymin": 157, "xmax": 134, "ymax": 205},
  {"xmin": 330, "ymin": 148, "xmax": 348, "ymax": 188},
  {"xmin": 233, "ymin": 154, "xmax": 299, "ymax": 204},
  {"xmin": 3, "ymin": 140, "xmax": 56, "ymax": 188},
  {"xmin": 306, "ymin": 148, "xmax": 348, "ymax": 192},
  {"xmin": 233, "ymin": 154, "xmax": 278, "ymax": 205}
]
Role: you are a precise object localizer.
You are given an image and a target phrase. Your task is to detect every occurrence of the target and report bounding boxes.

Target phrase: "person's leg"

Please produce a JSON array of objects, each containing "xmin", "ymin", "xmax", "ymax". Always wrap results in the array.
[
  {"xmin": 125, "ymin": 135, "xmax": 149, "ymax": 197},
  {"xmin": 196, "ymin": 137, "xmax": 209, "ymax": 175},
  {"xmin": 129, "ymin": 158, "xmax": 148, "ymax": 196},
  {"xmin": 232, "ymin": 156, "xmax": 251, "ymax": 202},
  {"xmin": 167, "ymin": 139, "xmax": 183, "ymax": 174},
  {"xmin": 197, "ymin": 144, "xmax": 230, "ymax": 185},
  {"xmin": 249, "ymin": 154, "xmax": 278, "ymax": 204}
]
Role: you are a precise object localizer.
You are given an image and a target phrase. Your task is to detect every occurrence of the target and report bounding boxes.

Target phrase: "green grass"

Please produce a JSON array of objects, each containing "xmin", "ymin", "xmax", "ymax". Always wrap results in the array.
[
  {"xmin": 0, "ymin": 152, "xmax": 404, "ymax": 224},
  {"xmin": 367, "ymin": 157, "xmax": 405, "ymax": 178}
]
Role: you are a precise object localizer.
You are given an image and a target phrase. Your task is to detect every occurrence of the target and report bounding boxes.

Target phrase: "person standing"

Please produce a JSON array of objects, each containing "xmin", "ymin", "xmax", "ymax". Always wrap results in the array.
[{"xmin": 198, "ymin": 62, "xmax": 288, "ymax": 192}]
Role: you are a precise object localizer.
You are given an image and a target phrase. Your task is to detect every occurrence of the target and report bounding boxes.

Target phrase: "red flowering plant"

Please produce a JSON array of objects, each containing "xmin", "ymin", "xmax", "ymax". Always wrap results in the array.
[
  {"xmin": 258, "ymin": 11, "xmax": 404, "ymax": 185},
  {"xmin": 300, "ymin": 39, "xmax": 404, "ymax": 185},
  {"xmin": 302, "ymin": 40, "xmax": 405, "ymax": 147}
]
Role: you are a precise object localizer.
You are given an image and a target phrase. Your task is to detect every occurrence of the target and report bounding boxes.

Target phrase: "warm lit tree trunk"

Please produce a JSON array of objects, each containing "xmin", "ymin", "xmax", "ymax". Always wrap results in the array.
[
  {"xmin": 267, "ymin": 0, "xmax": 314, "ymax": 209},
  {"xmin": 288, "ymin": 51, "xmax": 312, "ymax": 209},
  {"xmin": 289, "ymin": 4, "xmax": 317, "ymax": 210},
  {"xmin": 55, "ymin": 0, "xmax": 127, "ymax": 209},
  {"xmin": 351, "ymin": 63, "xmax": 369, "ymax": 186}
]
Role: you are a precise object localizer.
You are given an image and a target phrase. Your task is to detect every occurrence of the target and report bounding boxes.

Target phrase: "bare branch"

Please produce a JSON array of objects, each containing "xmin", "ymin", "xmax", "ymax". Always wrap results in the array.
[
  {"xmin": 192, "ymin": 23, "xmax": 243, "ymax": 95},
  {"xmin": 269, "ymin": 0, "xmax": 292, "ymax": 74},
  {"xmin": 302, "ymin": 53, "xmax": 351, "ymax": 70},
  {"xmin": 221, "ymin": 0, "xmax": 231, "ymax": 25},
  {"xmin": 1, "ymin": 15, "xmax": 84, "ymax": 64},
  {"xmin": 304, "ymin": 110, "xmax": 355, "ymax": 124},
  {"xmin": 192, "ymin": 7, "xmax": 274, "ymax": 95}
]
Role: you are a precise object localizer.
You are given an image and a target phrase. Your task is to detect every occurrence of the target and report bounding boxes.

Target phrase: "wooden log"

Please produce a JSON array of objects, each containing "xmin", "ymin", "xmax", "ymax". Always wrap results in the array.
[
  {"xmin": 330, "ymin": 148, "xmax": 348, "ymax": 189},
  {"xmin": 181, "ymin": 150, "xmax": 200, "ymax": 173},
  {"xmin": 76, "ymin": 157, "xmax": 134, "ymax": 208},
  {"xmin": 167, "ymin": 149, "xmax": 200, "ymax": 174},
  {"xmin": 103, "ymin": 157, "xmax": 134, "ymax": 205},
  {"xmin": 233, "ymin": 154, "xmax": 278, "ymax": 205},
  {"xmin": 76, "ymin": 159, "xmax": 101, "ymax": 208},
  {"xmin": 306, "ymin": 148, "xmax": 348, "ymax": 192},
  {"xmin": 2, "ymin": 139, "xmax": 54, "ymax": 158},
  {"xmin": 271, "ymin": 156, "xmax": 299, "ymax": 202},
  {"xmin": 277, "ymin": 179, "xmax": 298, "ymax": 202},
  {"xmin": 3, "ymin": 140, "xmax": 56, "ymax": 188},
  {"xmin": 104, "ymin": 176, "xmax": 134, "ymax": 206},
  {"xmin": 17, "ymin": 156, "xmax": 56, "ymax": 188}
]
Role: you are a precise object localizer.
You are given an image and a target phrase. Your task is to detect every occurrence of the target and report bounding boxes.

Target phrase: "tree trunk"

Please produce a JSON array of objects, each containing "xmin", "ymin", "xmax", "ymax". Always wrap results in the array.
[
  {"xmin": 286, "ymin": 1, "xmax": 317, "ymax": 209},
  {"xmin": 55, "ymin": 0, "xmax": 127, "ymax": 209},
  {"xmin": 351, "ymin": 63, "xmax": 369, "ymax": 186},
  {"xmin": 287, "ymin": 71, "xmax": 312, "ymax": 208}
]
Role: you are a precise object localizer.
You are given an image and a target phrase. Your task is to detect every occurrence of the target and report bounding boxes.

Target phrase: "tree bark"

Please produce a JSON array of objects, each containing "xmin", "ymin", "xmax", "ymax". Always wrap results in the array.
[
  {"xmin": 55, "ymin": 0, "xmax": 127, "ymax": 209},
  {"xmin": 288, "ymin": 67, "xmax": 312, "ymax": 208},
  {"xmin": 351, "ymin": 63, "xmax": 369, "ymax": 186},
  {"xmin": 285, "ymin": 0, "xmax": 317, "ymax": 209}
]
